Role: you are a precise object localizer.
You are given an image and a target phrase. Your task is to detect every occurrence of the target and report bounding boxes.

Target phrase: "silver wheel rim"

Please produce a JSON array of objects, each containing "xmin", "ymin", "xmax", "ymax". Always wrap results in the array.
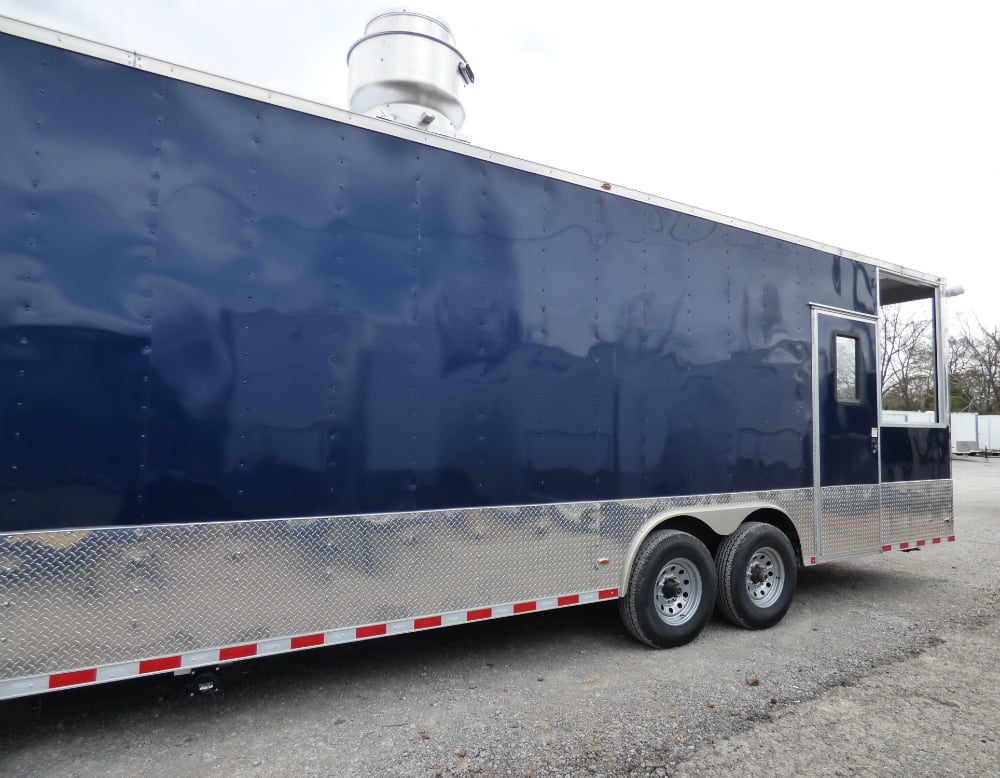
[
  {"xmin": 653, "ymin": 557, "xmax": 702, "ymax": 626},
  {"xmin": 745, "ymin": 546, "xmax": 784, "ymax": 609}
]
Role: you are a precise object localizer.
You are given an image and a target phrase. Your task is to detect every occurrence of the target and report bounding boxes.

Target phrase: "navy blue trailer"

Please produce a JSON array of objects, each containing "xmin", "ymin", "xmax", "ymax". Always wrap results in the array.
[{"xmin": 0, "ymin": 17, "xmax": 954, "ymax": 698}]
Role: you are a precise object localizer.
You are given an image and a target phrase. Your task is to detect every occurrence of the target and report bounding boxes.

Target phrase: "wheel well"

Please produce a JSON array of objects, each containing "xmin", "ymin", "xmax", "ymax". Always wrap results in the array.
[
  {"xmin": 654, "ymin": 515, "xmax": 724, "ymax": 556},
  {"xmin": 621, "ymin": 507, "xmax": 804, "ymax": 595},
  {"xmin": 743, "ymin": 508, "xmax": 803, "ymax": 562},
  {"xmin": 644, "ymin": 508, "xmax": 802, "ymax": 561}
]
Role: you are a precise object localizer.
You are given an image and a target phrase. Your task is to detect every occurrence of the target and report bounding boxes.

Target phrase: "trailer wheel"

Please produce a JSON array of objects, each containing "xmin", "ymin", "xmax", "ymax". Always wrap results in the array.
[
  {"xmin": 715, "ymin": 522, "xmax": 797, "ymax": 629},
  {"xmin": 619, "ymin": 530, "xmax": 716, "ymax": 648}
]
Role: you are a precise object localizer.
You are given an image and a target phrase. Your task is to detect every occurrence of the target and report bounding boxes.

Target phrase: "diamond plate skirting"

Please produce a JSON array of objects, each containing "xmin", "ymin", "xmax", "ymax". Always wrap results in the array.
[
  {"xmin": 819, "ymin": 484, "xmax": 880, "ymax": 557},
  {"xmin": 1, "ymin": 488, "xmax": 812, "ymax": 679},
  {"xmin": 0, "ymin": 481, "xmax": 950, "ymax": 681},
  {"xmin": 881, "ymin": 479, "xmax": 954, "ymax": 547}
]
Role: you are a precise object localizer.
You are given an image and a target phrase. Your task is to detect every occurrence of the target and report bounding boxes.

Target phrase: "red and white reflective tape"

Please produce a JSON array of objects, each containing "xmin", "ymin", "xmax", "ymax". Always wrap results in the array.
[
  {"xmin": 0, "ymin": 587, "xmax": 620, "ymax": 700},
  {"xmin": 882, "ymin": 535, "xmax": 956, "ymax": 553},
  {"xmin": 802, "ymin": 535, "xmax": 956, "ymax": 567}
]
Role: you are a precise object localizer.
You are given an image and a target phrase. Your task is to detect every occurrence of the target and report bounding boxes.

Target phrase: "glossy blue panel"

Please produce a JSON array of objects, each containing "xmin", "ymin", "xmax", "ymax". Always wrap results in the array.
[
  {"xmin": 1, "ymin": 32, "xmax": 881, "ymax": 531},
  {"xmin": 881, "ymin": 427, "xmax": 951, "ymax": 482}
]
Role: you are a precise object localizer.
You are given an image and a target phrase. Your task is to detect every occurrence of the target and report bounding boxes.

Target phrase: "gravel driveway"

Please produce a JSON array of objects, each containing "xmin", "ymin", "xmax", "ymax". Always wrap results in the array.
[{"xmin": 2, "ymin": 459, "xmax": 997, "ymax": 777}]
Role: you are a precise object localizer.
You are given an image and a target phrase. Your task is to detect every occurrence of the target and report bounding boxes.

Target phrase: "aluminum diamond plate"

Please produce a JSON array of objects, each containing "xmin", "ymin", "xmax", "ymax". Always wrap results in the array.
[
  {"xmin": 881, "ymin": 479, "xmax": 953, "ymax": 546},
  {"xmin": 1, "ymin": 487, "xmax": 817, "ymax": 680},
  {"xmin": 819, "ymin": 484, "xmax": 880, "ymax": 557}
]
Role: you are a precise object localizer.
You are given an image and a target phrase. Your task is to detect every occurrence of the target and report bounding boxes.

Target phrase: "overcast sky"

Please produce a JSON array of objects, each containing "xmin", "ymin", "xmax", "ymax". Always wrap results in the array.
[{"xmin": 2, "ymin": 0, "xmax": 997, "ymax": 330}]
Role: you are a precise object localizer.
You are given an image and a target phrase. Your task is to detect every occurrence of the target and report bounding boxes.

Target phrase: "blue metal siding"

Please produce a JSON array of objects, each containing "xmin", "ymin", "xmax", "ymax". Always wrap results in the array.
[
  {"xmin": 881, "ymin": 427, "xmax": 951, "ymax": 482},
  {"xmin": 0, "ymin": 32, "xmax": 879, "ymax": 532}
]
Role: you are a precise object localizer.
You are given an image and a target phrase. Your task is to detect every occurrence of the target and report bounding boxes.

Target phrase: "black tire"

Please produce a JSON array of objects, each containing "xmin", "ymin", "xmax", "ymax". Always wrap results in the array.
[
  {"xmin": 619, "ymin": 530, "xmax": 717, "ymax": 648},
  {"xmin": 715, "ymin": 521, "xmax": 797, "ymax": 629}
]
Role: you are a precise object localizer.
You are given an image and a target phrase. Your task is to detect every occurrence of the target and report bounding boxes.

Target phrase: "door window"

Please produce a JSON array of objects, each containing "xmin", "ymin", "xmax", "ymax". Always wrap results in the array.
[{"xmin": 836, "ymin": 335, "xmax": 859, "ymax": 403}]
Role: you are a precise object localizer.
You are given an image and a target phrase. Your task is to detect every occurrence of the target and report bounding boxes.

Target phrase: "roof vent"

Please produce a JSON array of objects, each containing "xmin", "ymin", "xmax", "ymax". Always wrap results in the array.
[{"xmin": 347, "ymin": 11, "xmax": 474, "ymax": 137}]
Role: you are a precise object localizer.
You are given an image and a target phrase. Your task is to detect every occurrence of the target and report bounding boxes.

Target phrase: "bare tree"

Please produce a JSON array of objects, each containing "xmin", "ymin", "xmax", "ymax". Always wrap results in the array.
[
  {"xmin": 880, "ymin": 303, "xmax": 935, "ymax": 411},
  {"xmin": 953, "ymin": 317, "xmax": 1000, "ymax": 413},
  {"xmin": 872, "ymin": 305, "xmax": 999, "ymax": 414},
  {"xmin": 947, "ymin": 332, "xmax": 976, "ymax": 412}
]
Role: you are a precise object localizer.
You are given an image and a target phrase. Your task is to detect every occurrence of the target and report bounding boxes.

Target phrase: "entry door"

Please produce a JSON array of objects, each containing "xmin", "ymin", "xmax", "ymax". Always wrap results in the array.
[{"xmin": 812, "ymin": 309, "xmax": 880, "ymax": 557}]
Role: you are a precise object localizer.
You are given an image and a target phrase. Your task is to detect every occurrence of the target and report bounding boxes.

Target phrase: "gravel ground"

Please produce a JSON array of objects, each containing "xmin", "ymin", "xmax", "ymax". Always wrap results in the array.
[{"xmin": 1, "ymin": 459, "xmax": 997, "ymax": 777}]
